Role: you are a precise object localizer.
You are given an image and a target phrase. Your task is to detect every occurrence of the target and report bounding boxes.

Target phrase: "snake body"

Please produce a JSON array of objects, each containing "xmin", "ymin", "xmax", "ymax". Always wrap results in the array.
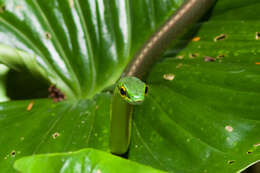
[{"xmin": 110, "ymin": 0, "xmax": 216, "ymax": 155}]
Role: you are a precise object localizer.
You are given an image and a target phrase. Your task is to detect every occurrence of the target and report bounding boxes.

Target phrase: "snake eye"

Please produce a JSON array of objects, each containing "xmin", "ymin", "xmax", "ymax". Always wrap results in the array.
[
  {"xmin": 145, "ymin": 86, "xmax": 148, "ymax": 95},
  {"xmin": 120, "ymin": 86, "xmax": 127, "ymax": 96}
]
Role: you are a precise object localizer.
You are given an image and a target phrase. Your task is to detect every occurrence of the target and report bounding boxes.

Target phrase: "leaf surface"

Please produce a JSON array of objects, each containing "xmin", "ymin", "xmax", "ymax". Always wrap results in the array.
[
  {"xmin": 14, "ymin": 148, "xmax": 165, "ymax": 173},
  {"xmin": 1, "ymin": 0, "xmax": 260, "ymax": 173},
  {"xmin": 128, "ymin": 1, "xmax": 260, "ymax": 173},
  {"xmin": 0, "ymin": 0, "xmax": 183, "ymax": 172},
  {"xmin": 0, "ymin": 94, "xmax": 111, "ymax": 172},
  {"xmin": 0, "ymin": 0, "xmax": 181, "ymax": 99}
]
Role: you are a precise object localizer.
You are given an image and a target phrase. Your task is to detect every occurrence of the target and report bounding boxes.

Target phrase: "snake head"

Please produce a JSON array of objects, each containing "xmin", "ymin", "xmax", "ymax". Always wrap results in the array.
[{"xmin": 117, "ymin": 77, "xmax": 148, "ymax": 105}]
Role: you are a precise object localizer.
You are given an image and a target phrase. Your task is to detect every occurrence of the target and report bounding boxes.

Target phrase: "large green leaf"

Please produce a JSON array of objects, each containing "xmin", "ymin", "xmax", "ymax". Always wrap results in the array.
[
  {"xmin": 0, "ymin": 0, "xmax": 183, "ymax": 172},
  {"xmin": 0, "ymin": 94, "xmax": 111, "ymax": 172},
  {"xmin": 0, "ymin": 0, "xmax": 180, "ymax": 99},
  {"xmin": 1, "ymin": 0, "xmax": 260, "ymax": 172},
  {"xmin": 128, "ymin": 1, "xmax": 260, "ymax": 173},
  {"xmin": 14, "ymin": 148, "xmax": 165, "ymax": 173}
]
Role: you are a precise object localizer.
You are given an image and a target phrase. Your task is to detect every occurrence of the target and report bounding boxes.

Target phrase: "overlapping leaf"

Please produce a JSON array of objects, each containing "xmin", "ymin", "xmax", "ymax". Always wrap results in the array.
[
  {"xmin": 14, "ymin": 148, "xmax": 165, "ymax": 173},
  {"xmin": 0, "ymin": 0, "xmax": 180, "ymax": 99}
]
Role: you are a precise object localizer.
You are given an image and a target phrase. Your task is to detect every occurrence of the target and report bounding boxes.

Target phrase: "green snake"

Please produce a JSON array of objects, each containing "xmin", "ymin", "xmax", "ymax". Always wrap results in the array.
[{"xmin": 110, "ymin": 0, "xmax": 216, "ymax": 155}]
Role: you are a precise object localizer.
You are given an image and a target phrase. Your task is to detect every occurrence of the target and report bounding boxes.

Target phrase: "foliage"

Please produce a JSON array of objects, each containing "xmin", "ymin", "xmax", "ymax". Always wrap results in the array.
[{"xmin": 0, "ymin": 0, "xmax": 259, "ymax": 172}]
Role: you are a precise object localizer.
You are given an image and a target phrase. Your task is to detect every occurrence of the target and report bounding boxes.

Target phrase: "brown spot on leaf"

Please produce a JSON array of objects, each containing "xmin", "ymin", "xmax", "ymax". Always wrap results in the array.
[
  {"xmin": 253, "ymin": 142, "xmax": 260, "ymax": 147},
  {"xmin": 192, "ymin": 37, "xmax": 201, "ymax": 42},
  {"xmin": 255, "ymin": 62, "xmax": 260, "ymax": 65},
  {"xmin": 217, "ymin": 54, "xmax": 225, "ymax": 59},
  {"xmin": 225, "ymin": 125, "xmax": 233, "ymax": 132},
  {"xmin": 10, "ymin": 150, "xmax": 16, "ymax": 157},
  {"xmin": 26, "ymin": 101, "xmax": 34, "ymax": 111},
  {"xmin": 228, "ymin": 160, "xmax": 235, "ymax": 164},
  {"xmin": 163, "ymin": 73, "xmax": 175, "ymax": 81},
  {"xmin": 214, "ymin": 34, "xmax": 227, "ymax": 42},
  {"xmin": 48, "ymin": 85, "xmax": 66, "ymax": 102},
  {"xmin": 176, "ymin": 55, "xmax": 184, "ymax": 59},
  {"xmin": 45, "ymin": 32, "xmax": 51, "ymax": 39},
  {"xmin": 52, "ymin": 132, "xmax": 60, "ymax": 139},
  {"xmin": 189, "ymin": 53, "xmax": 199, "ymax": 59},
  {"xmin": 256, "ymin": 32, "xmax": 260, "ymax": 40},
  {"xmin": 204, "ymin": 56, "xmax": 216, "ymax": 62},
  {"xmin": 247, "ymin": 150, "xmax": 253, "ymax": 154},
  {"xmin": 191, "ymin": 37, "xmax": 200, "ymax": 42}
]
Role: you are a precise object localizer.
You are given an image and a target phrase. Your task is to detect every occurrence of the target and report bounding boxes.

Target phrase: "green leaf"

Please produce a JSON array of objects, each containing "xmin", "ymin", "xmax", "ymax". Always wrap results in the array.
[
  {"xmin": 0, "ymin": 0, "xmax": 182, "ymax": 172},
  {"xmin": 0, "ymin": 45, "xmax": 46, "ymax": 76},
  {"xmin": 0, "ymin": 0, "xmax": 181, "ymax": 99},
  {"xmin": 0, "ymin": 64, "xmax": 9, "ymax": 101},
  {"xmin": 1, "ymin": 0, "xmax": 260, "ymax": 173},
  {"xmin": 0, "ymin": 94, "xmax": 111, "ymax": 172},
  {"xmin": 128, "ymin": 1, "xmax": 260, "ymax": 173},
  {"xmin": 14, "ymin": 148, "xmax": 165, "ymax": 173}
]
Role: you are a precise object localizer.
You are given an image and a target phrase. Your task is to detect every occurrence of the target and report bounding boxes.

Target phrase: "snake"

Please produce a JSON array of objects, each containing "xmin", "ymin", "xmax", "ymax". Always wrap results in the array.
[{"xmin": 109, "ymin": 0, "xmax": 217, "ymax": 155}]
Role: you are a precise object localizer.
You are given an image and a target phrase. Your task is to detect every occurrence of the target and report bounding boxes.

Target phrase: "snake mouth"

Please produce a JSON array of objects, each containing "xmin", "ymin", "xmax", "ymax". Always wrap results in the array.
[
  {"xmin": 124, "ymin": 98, "xmax": 144, "ymax": 105},
  {"xmin": 131, "ymin": 100, "xmax": 144, "ymax": 105}
]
